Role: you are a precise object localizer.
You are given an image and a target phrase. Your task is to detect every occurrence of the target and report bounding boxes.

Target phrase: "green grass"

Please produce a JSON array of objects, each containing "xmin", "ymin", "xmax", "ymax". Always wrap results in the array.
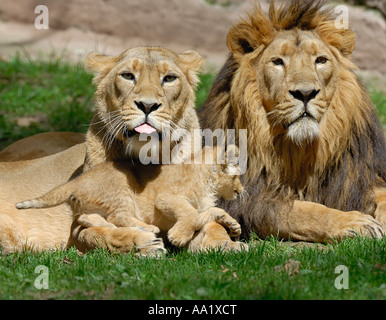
[
  {"xmin": 0, "ymin": 237, "xmax": 384, "ymax": 300},
  {"xmin": 0, "ymin": 57, "xmax": 385, "ymax": 300},
  {"xmin": 0, "ymin": 55, "xmax": 95, "ymax": 149},
  {"xmin": 370, "ymin": 88, "xmax": 386, "ymax": 130}
]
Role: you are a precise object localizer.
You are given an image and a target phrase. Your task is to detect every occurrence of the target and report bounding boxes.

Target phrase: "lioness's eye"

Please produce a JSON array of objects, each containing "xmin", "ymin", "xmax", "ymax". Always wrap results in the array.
[
  {"xmin": 272, "ymin": 58, "xmax": 284, "ymax": 66},
  {"xmin": 121, "ymin": 73, "xmax": 135, "ymax": 81},
  {"xmin": 315, "ymin": 56, "xmax": 328, "ymax": 64},
  {"xmin": 163, "ymin": 75, "xmax": 177, "ymax": 83}
]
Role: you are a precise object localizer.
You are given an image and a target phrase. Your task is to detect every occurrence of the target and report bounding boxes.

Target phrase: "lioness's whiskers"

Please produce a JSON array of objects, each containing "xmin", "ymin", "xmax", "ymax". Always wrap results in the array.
[
  {"xmin": 106, "ymin": 118, "xmax": 125, "ymax": 150},
  {"xmin": 101, "ymin": 116, "xmax": 123, "ymax": 150},
  {"xmin": 94, "ymin": 112, "xmax": 122, "ymax": 139}
]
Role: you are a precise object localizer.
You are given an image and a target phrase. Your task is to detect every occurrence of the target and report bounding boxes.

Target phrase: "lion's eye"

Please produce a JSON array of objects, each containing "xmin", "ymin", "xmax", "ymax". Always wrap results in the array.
[
  {"xmin": 121, "ymin": 73, "xmax": 136, "ymax": 81},
  {"xmin": 315, "ymin": 56, "xmax": 328, "ymax": 64},
  {"xmin": 272, "ymin": 58, "xmax": 284, "ymax": 66},
  {"xmin": 163, "ymin": 75, "xmax": 177, "ymax": 83}
]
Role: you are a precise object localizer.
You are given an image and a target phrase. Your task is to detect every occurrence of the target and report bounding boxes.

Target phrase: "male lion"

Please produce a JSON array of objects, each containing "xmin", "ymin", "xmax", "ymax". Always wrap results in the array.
[
  {"xmin": 0, "ymin": 47, "xmax": 240, "ymax": 254},
  {"xmin": 199, "ymin": 0, "xmax": 386, "ymax": 242}
]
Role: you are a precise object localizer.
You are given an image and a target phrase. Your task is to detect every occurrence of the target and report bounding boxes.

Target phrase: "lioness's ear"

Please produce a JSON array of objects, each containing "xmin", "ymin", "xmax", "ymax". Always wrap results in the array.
[
  {"xmin": 86, "ymin": 52, "xmax": 119, "ymax": 75},
  {"xmin": 178, "ymin": 50, "xmax": 204, "ymax": 89}
]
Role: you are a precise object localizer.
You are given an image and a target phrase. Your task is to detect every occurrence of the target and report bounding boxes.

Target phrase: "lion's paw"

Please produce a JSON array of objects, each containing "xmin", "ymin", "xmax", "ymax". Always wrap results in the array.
[
  {"xmin": 334, "ymin": 211, "xmax": 384, "ymax": 241},
  {"xmin": 374, "ymin": 201, "xmax": 386, "ymax": 231}
]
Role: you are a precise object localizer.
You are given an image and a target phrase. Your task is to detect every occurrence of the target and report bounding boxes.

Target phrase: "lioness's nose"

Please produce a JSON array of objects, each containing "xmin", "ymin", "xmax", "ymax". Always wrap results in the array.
[
  {"xmin": 289, "ymin": 89, "xmax": 320, "ymax": 104},
  {"xmin": 135, "ymin": 101, "xmax": 162, "ymax": 115}
]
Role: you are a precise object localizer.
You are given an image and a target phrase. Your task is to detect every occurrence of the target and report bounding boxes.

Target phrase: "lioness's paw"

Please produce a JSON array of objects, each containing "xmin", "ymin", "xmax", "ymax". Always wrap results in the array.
[
  {"xmin": 168, "ymin": 224, "xmax": 195, "ymax": 247},
  {"xmin": 220, "ymin": 240, "xmax": 249, "ymax": 252},
  {"xmin": 215, "ymin": 214, "xmax": 241, "ymax": 238},
  {"xmin": 136, "ymin": 225, "xmax": 160, "ymax": 234},
  {"xmin": 134, "ymin": 229, "xmax": 166, "ymax": 257},
  {"xmin": 77, "ymin": 214, "xmax": 116, "ymax": 229}
]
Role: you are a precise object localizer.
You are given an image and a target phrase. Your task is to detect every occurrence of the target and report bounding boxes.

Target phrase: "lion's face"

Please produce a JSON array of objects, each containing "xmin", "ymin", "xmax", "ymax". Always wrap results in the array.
[
  {"xmin": 87, "ymin": 47, "xmax": 203, "ymax": 157},
  {"xmin": 256, "ymin": 30, "xmax": 337, "ymax": 145},
  {"xmin": 224, "ymin": 3, "xmax": 357, "ymax": 150}
]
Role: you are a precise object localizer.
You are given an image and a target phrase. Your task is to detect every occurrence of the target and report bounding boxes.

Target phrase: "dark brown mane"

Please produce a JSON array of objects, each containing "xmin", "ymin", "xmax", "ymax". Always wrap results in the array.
[{"xmin": 270, "ymin": 0, "xmax": 329, "ymax": 30}]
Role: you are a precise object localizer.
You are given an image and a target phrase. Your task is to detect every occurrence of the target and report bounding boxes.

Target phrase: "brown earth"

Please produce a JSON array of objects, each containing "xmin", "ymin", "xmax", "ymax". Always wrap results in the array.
[{"xmin": 0, "ymin": 0, "xmax": 385, "ymax": 88}]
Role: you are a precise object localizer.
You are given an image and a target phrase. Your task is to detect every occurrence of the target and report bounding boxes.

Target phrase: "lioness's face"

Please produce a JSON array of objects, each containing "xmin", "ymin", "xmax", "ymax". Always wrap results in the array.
[
  {"xmin": 113, "ymin": 49, "xmax": 189, "ymax": 138},
  {"xmin": 258, "ymin": 30, "xmax": 336, "ymax": 145},
  {"xmin": 87, "ymin": 47, "xmax": 203, "ymax": 156}
]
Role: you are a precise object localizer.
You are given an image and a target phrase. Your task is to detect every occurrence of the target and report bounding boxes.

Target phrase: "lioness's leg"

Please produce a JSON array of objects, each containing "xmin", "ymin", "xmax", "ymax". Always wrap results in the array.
[
  {"xmin": 156, "ymin": 195, "xmax": 246, "ymax": 249},
  {"xmin": 374, "ymin": 187, "xmax": 386, "ymax": 231},
  {"xmin": 198, "ymin": 207, "xmax": 241, "ymax": 238},
  {"xmin": 69, "ymin": 222, "xmax": 165, "ymax": 256},
  {"xmin": 275, "ymin": 200, "xmax": 384, "ymax": 242},
  {"xmin": 77, "ymin": 213, "xmax": 116, "ymax": 229},
  {"xmin": 106, "ymin": 212, "xmax": 160, "ymax": 234},
  {"xmin": 187, "ymin": 221, "xmax": 248, "ymax": 252},
  {"xmin": 155, "ymin": 194, "xmax": 199, "ymax": 247}
]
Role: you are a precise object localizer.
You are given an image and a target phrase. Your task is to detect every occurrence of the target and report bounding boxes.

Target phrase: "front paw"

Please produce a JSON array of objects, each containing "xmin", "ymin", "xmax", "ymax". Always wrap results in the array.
[
  {"xmin": 374, "ymin": 201, "xmax": 386, "ymax": 231},
  {"xmin": 167, "ymin": 223, "xmax": 195, "ymax": 247},
  {"xmin": 133, "ymin": 228, "xmax": 166, "ymax": 257},
  {"xmin": 215, "ymin": 214, "xmax": 241, "ymax": 238},
  {"xmin": 333, "ymin": 211, "xmax": 384, "ymax": 240},
  {"xmin": 138, "ymin": 225, "xmax": 160, "ymax": 234}
]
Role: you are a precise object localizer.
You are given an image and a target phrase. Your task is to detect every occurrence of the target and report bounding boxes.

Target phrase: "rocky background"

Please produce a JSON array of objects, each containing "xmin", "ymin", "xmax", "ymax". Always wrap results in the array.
[{"xmin": 0, "ymin": 0, "xmax": 385, "ymax": 88}]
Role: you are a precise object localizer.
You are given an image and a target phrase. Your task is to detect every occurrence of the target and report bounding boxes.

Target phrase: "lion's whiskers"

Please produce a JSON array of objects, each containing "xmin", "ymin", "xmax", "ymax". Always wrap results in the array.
[{"xmin": 239, "ymin": 188, "xmax": 249, "ymax": 203}]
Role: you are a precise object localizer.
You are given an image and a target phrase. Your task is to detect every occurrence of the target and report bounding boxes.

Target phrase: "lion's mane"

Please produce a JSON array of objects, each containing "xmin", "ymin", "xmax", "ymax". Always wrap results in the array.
[{"xmin": 199, "ymin": 0, "xmax": 386, "ymax": 237}]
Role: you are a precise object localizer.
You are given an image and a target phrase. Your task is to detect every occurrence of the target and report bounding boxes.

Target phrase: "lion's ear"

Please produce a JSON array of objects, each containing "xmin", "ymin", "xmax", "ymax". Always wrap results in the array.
[
  {"xmin": 317, "ymin": 21, "xmax": 355, "ymax": 58},
  {"xmin": 226, "ymin": 7, "xmax": 274, "ymax": 61},
  {"xmin": 227, "ymin": 23, "xmax": 260, "ymax": 58},
  {"xmin": 178, "ymin": 50, "xmax": 204, "ymax": 89},
  {"xmin": 85, "ymin": 52, "xmax": 119, "ymax": 77}
]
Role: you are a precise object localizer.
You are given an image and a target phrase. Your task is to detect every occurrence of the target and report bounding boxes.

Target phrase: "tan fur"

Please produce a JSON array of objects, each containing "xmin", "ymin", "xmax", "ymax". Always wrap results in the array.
[
  {"xmin": 0, "ymin": 144, "xmax": 85, "ymax": 254},
  {"xmin": 0, "ymin": 47, "xmax": 244, "ymax": 254},
  {"xmin": 83, "ymin": 46, "xmax": 203, "ymax": 170},
  {"xmin": 200, "ymin": 0, "xmax": 385, "ymax": 242},
  {"xmin": 16, "ymin": 146, "xmax": 245, "ymax": 249},
  {"xmin": 0, "ymin": 132, "xmax": 85, "ymax": 162}
]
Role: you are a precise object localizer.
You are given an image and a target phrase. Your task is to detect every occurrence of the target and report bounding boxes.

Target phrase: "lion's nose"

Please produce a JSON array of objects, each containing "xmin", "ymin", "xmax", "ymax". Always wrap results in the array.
[
  {"xmin": 135, "ymin": 101, "xmax": 162, "ymax": 115},
  {"xmin": 289, "ymin": 89, "xmax": 320, "ymax": 104}
]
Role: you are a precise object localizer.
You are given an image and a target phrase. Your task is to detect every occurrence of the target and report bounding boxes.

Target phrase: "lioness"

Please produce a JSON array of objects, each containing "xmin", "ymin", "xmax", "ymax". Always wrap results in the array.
[
  {"xmin": 16, "ymin": 146, "xmax": 245, "ymax": 250},
  {"xmin": 0, "ymin": 47, "xmax": 243, "ymax": 254}
]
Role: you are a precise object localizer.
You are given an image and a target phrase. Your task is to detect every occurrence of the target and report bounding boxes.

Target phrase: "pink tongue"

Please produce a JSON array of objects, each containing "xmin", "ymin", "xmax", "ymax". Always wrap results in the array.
[{"xmin": 134, "ymin": 123, "xmax": 157, "ymax": 134}]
